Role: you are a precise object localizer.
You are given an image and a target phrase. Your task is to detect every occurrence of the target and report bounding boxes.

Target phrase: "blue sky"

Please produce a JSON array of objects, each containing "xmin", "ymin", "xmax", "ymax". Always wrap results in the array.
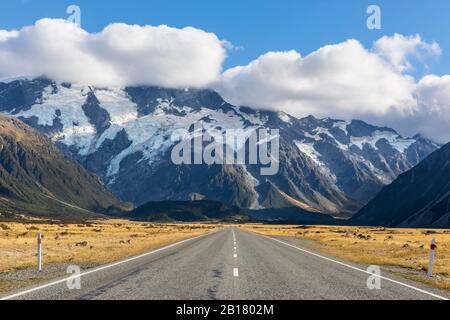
[{"xmin": 1, "ymin": 0, "xmax": 449, "ymax": 75}]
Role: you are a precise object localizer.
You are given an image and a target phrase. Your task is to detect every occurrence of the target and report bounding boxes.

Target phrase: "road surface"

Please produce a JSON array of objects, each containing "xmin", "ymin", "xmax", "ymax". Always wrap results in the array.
[{"xmin": 1, "ymin": 228, "xmax": 449, "ymax": 300}]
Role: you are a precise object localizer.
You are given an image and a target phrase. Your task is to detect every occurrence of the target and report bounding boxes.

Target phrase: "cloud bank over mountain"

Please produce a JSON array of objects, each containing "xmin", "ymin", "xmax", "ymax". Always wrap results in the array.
[
  {"xmin": 0, "ymin": 19, "xmax": 226, "ymax": 88},
  {"xmin": 217, "ymin": 34, "xmax": 449, "ymax": 142},
  {"xmin": 217, "ymin": 40, "xmax": 417, "ymax": 118},
  {"xmin": 0, "ymin": 19, "xmax": 449, "ymax": 142}
]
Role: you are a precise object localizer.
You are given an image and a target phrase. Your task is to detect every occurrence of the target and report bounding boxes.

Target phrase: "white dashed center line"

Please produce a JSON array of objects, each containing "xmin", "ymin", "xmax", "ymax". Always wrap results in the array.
[{"xmin": 232, "ymin": 229, "xmax": 239, "ymax": 277}]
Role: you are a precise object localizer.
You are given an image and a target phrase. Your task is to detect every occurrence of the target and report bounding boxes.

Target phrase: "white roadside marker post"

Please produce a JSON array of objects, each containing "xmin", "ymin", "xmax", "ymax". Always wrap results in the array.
[
  {"xmin": 427, "ymin": 238, "xmax": 437, "ymax": 278},
  {"xmin": 37, "ymin": 233, "xmax": 44, "ymax": 272}
]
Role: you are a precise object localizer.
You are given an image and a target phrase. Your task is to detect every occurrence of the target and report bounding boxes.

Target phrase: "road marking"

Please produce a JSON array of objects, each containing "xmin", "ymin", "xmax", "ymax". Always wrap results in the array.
[
  {"xmin": 0, "ymin": 230, "xmax": 221, "ymax": 300},
  {"xmin": 262, "ymin": 235, "xmax": 448, "ymax": 301},
  {"xmin": 234, "ymin": 246, "xmax": 237, "ymax": 251},
  {"xmin": 233, "ymin": 253, "xmax": 237, "ymax": 258},
  {"xmin": 233, "ymin": 268, "xmax": 239, "ymax": 277}
]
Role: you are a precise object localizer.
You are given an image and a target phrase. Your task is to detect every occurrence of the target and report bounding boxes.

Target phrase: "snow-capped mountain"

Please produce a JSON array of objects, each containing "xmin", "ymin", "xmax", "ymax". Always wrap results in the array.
[{"xmin": 0, "ymin": 77, "xmax": 439, "ymax": 216}]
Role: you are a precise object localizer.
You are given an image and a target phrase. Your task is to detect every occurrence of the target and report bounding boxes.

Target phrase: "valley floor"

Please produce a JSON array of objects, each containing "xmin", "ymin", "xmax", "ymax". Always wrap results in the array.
[{"xmin": 0, "ymin": 220, "xmax": 219, "ymax": 293}]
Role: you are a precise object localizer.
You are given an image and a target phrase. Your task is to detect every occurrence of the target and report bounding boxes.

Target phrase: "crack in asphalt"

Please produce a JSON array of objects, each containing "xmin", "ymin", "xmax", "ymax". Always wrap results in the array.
[{"xmin": 206, "ymin": 265, "xmax": 224, "ymax": 300}]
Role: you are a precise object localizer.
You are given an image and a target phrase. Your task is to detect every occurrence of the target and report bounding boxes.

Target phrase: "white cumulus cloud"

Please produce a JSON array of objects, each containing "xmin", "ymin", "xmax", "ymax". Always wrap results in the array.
[
  {"xmin": 410, "ymin": 75, "xmax": 450, "ymax": 142},
  {"xmin": 0, "ymin": 30, "xmax": 18, "ymax": 41},
  {"xmin": 216, "ymin": 39, "xmax": 417, "ymax": 119},
  {"xmin": 373, "ymin": 33, "xmax": 441, "ymax": 72},
  {"xmin": 364, "ymin": 75, "xmax": 450, "ymax": 143},
  {"xmin": 0, "ymin": 19, "xmax": 226, "ymax": 88},
  {"xmin": 215, "ymin": 35, "xmax": 450, "ymax": 143}
]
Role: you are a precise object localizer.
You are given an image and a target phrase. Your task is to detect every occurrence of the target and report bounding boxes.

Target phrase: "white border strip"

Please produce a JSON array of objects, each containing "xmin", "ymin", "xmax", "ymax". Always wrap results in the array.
[
  {"xmin": 1, "ymin": 230, "xmax": 219, "ymax": 300},
  {"xmin": 262, "ymin": 235, "xmax": 448, "ymax": 301}
]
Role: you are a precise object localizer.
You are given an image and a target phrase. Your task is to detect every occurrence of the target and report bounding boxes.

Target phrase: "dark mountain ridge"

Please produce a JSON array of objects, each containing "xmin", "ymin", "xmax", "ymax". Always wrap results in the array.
[
  {"xmin": 0, "ymin": 114, "xmax": 126, "ymax": 221},
  {"xmin": 352, "ymin": 143, "xmax": 450, "ymax": 228},
  {"xmin": 129, "ymin": 200, "xmax": 248, "ymax": 222}
]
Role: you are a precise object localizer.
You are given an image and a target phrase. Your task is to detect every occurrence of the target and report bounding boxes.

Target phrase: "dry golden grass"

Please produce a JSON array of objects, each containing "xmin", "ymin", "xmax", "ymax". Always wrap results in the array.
[
  {"xmin": 240, "ymin": 224, "xmax": 450, "ymax": 290},
  {"xmin": 0, "ymin": 220, "xmax": 220, "ymax": 292}
]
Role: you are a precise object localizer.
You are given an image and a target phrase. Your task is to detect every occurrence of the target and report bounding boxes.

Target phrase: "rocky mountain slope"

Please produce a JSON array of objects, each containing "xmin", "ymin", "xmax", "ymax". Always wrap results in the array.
[
  {"xmin": 352, "ymin": 143, "xmax": 450, "ymax": 228},
  {"xmin": 0, "ymin": 77, "xmax": 439, "ymax": 216},
  {"xmin": 0, "ymin": 113, "xmax": 125, "ymax": 221}
]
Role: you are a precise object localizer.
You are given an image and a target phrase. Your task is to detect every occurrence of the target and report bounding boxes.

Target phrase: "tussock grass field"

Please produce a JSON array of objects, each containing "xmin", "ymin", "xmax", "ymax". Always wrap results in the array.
[
  {"xmin": 0, "ymin": 220, "xmax": 219, "ymax": 292},
  {"xmin": 240, "ymin": 224, "xmax": 450, "ymax": 291}
]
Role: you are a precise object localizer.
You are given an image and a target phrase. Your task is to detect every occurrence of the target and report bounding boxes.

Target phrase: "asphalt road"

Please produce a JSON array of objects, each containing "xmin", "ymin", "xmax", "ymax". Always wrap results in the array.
[{"xmin": 2, "ymin": 228, "xmax": 449, "ymax": 300}]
